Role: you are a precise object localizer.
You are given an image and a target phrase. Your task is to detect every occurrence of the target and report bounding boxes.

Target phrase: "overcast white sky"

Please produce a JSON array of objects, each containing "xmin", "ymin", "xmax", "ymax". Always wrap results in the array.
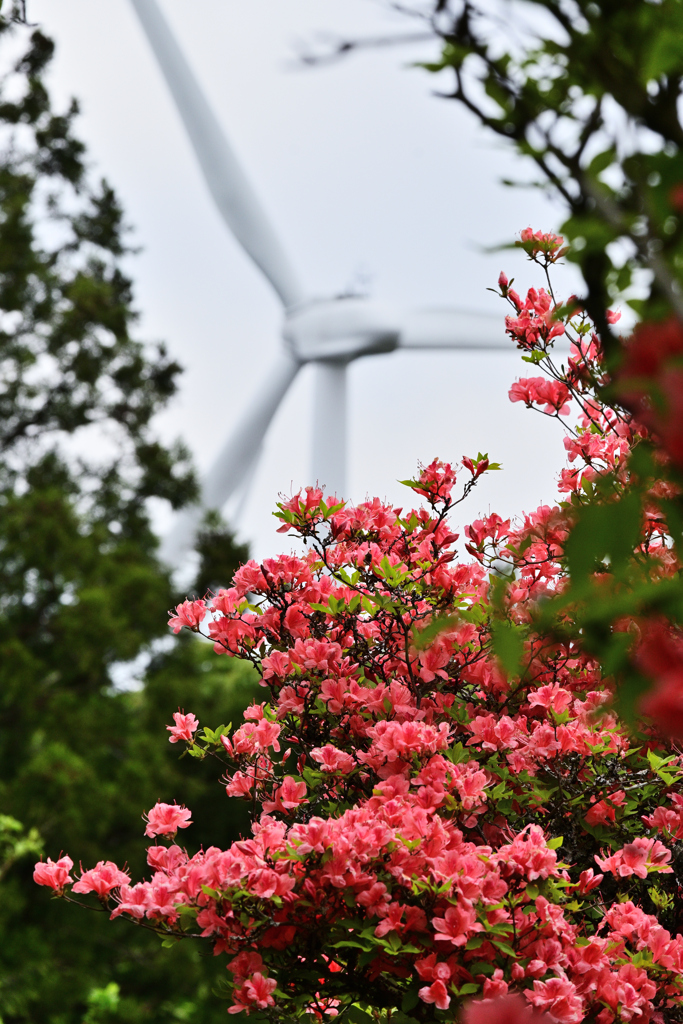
[{"xmin": 30, "ymin": 0, "xmax": 583, "ymax": 561}]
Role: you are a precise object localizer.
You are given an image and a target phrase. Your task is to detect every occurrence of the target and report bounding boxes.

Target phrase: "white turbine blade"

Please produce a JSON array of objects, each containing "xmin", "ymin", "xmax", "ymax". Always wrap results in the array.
[
  {"xmin": 398, "ymin": 308, "xmax": 570, "ymax": 350},
  {"xmin": 229, "ymin": 450, "xmax": 262, "ymax": 532},
  {"xmin": 202, "ymin": 353, "xmax": 301, "ymax": 508},
  {"xmin": 160, "ymin": 352, "xmax": 301, "ymax": 566},
  {"xmin": 311, "ymin": 360, "xmax": 347, "ymax": 499},
  {"xmin": 398, "ymin": 308, "xmax": 509, "ymax": 350},
  {"xmin": 129, "ymin": 0, "xmax": 305, "ymax": 309}
]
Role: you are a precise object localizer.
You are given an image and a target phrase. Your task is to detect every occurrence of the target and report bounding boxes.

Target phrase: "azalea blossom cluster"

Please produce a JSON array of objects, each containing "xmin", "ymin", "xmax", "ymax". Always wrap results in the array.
[{"xmin": 36, "ymin": 232, "xmax": 683, "ymax": 1024}]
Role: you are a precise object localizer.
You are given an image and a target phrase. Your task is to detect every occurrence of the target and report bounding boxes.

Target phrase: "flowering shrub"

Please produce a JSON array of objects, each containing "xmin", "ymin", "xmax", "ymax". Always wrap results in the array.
[{"xmin": 36, "ymin": 234, "xmax": 683, "ymax": 1023}]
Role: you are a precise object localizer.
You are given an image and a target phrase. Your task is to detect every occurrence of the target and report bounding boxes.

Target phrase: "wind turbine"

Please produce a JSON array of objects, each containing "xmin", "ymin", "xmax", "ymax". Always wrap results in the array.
[{"xmin": 129, "ymin": 0, "xmax": 514, "ymax": 565}]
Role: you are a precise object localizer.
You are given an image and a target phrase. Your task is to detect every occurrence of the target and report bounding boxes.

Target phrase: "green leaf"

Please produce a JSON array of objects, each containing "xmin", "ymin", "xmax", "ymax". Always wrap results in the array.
[
  {"xmin": 401, "ymin": 988, "xmax": 421, "ymax": 1013},
  {"xmin": 412, "ymin": 614, "xmax": 459, "ymax": 650},
  {"xmin": 587, "ymin": 148, "xmax": 616, "ymax": 178},
  {"xmin": 346, "ymin": 1005, "xmax": 373, "ymax": 1024},
  {"xmin": 491, "ymin": 939, "xmax": 517, "ymax": 958},
  {"xmin": 647, "ymin": 749, "xmax": 680, "ymax": 783},
  {"xmin": 643, "ymin": 29, "xmax": 683, "ymax": 82},
  {"xmin": 565, "ymin": 492, "xmax": 641, "ymax": 585},
  {"xmin": 491, "ymin": 619, "xmax": 525, "ymax": 676},
  {"xmin": 331, "ymin": 940, "xmax": 372, "ymax": 951},
  {"xmin": 469, "ymin": 961, "xmax": 495, "ymax": 976},
  {"xmin": 444, "ymin": 741, "xmax": 470, "ymax": 764}
]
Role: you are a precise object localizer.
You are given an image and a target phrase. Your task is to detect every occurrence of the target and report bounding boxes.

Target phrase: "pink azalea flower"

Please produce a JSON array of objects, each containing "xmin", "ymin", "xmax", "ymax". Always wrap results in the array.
[
  {"xmin": 283, "ymin": 605, "xmax": 309, "ymax": 639},
  {"xmin": 596, "ymin": 836, "xmax": 673, "ymax": 879},
  {"xmin": 495, "ymin": 824, "xmax": 558, "ymax": 880},
  {"xmin": 411, "ymin": 458, "xmax": 457, "ymax": 502},
  {"xmin": 211, "ymin": 587, "xmax": 241, "ymax": 615},
  {"xmin": 33, "ymin": 855, "xmax": 73, "ymax": 892},
  {"xmin": 432, "ymin": 904, "xmax": 480, "ymax": 946},
  {"xmin": 232, "ymin": 559, "xmax": 267, "ymax": 595},
  {"xmin": 528, "ymin": 683, "xmax": 573, "ymax": 713},
  {"xmin": 168, "ymin": 599, "xmax": 206, "ymax": 634},
  {"xmin": 225, "ymin": 770, "xmax": 255, "ymax": 798},
  {"xmin": 229, "ymin": 973, "xmax": 277, "ymax": 1014},
  {"xmin": 253, "ymin": 719, "xmax": 281, "ymax": 751},
  {"xmin": 143, "ymin": 801, "xmax": 192, "ymax": 838},
  {"xmin": 462, "ymin": 994, "xmax": 544, "ymax": 1024},
  {"xmin": 166, "ymin": 710, "xmax": 199, "ymax": 744},
  {"xmin": 509, "ymin": 376, "xmax": 571, "ymax": 415},
  {"xmin": 228, "ymin": 951, "xmax": 264, "ymax": 981},
  {"xmin": 310, "ymin": 745, "xmax": 356, "ymax": 773},
  {"xmin": 576, "ymin": 868, "xmax": 604, "ymax": 894},
  {"xmin": 271, "ymin": 776, "xmax": 307, "ymax": 811},
  {"xmin": 261, "ymin": 650, "xmax": 291, "ymax": 681},
  {"xmin": 418, "ymin": 979, "xmax": 450, "ymax": 1010},
  {"xmin": 72, "ymin": 860, "xmax": 130, "ymax": 897},
  {"xmin": 356, "ymin": 882, "xmax": 390, "ymax": 916},
  {"xmin": 517, "ymin": 228, "xmax": 567, "ymax": 261},
  {"xmin": 111, "ymin": 882, "xmax": 151, "ymax": 920},
  {"xmin": 482, "ymin": 969, "xmax": 509, "ymax": 999},
  {"xmin": 584, "ymin": 789, "xmax": 626, "ymax": 826},
  {"xmin": 526, "ymin": 976, "xmax": 583, "ymax": 1023}
]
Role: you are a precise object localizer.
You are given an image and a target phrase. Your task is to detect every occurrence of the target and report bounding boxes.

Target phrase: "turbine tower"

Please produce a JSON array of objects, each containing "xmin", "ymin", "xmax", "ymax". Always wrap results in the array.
[{"xmin": 129, "ymin": 0, "xmax": 515, "ymax": 565}]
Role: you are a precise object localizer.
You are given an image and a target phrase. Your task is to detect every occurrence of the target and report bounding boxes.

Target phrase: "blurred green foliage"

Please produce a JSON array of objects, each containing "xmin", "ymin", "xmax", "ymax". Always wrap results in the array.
[
  {"xmin": 0, "ymin": 814, "xmax": 42, "ymax": 884},
  {"xmin": 193, "ymin": 511, "xmax": 250, "ymax": 599},
  {"xmin": 534, "ymin": 442, "xmax": 683, "ymax": 727},
  {"xmin": 0, "ymin": 10, "xmax": 259, "ymax": 1022},
  {"xmin": 419, "ymin": 0, "xmax": 683, "ymax": 354}
]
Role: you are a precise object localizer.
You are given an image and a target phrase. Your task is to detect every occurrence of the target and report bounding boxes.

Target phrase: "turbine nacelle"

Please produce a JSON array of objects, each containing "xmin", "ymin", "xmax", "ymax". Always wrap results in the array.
[{"xmin": 284, "ymin": 296, "xmax": 400, "ymax": 363}]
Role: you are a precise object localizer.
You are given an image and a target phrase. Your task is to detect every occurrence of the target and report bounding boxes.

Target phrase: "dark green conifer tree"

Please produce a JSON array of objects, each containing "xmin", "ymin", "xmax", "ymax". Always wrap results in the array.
[{"xmin": 0, "ymin": 9, "xmax": 257, "ymax": 1021}]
